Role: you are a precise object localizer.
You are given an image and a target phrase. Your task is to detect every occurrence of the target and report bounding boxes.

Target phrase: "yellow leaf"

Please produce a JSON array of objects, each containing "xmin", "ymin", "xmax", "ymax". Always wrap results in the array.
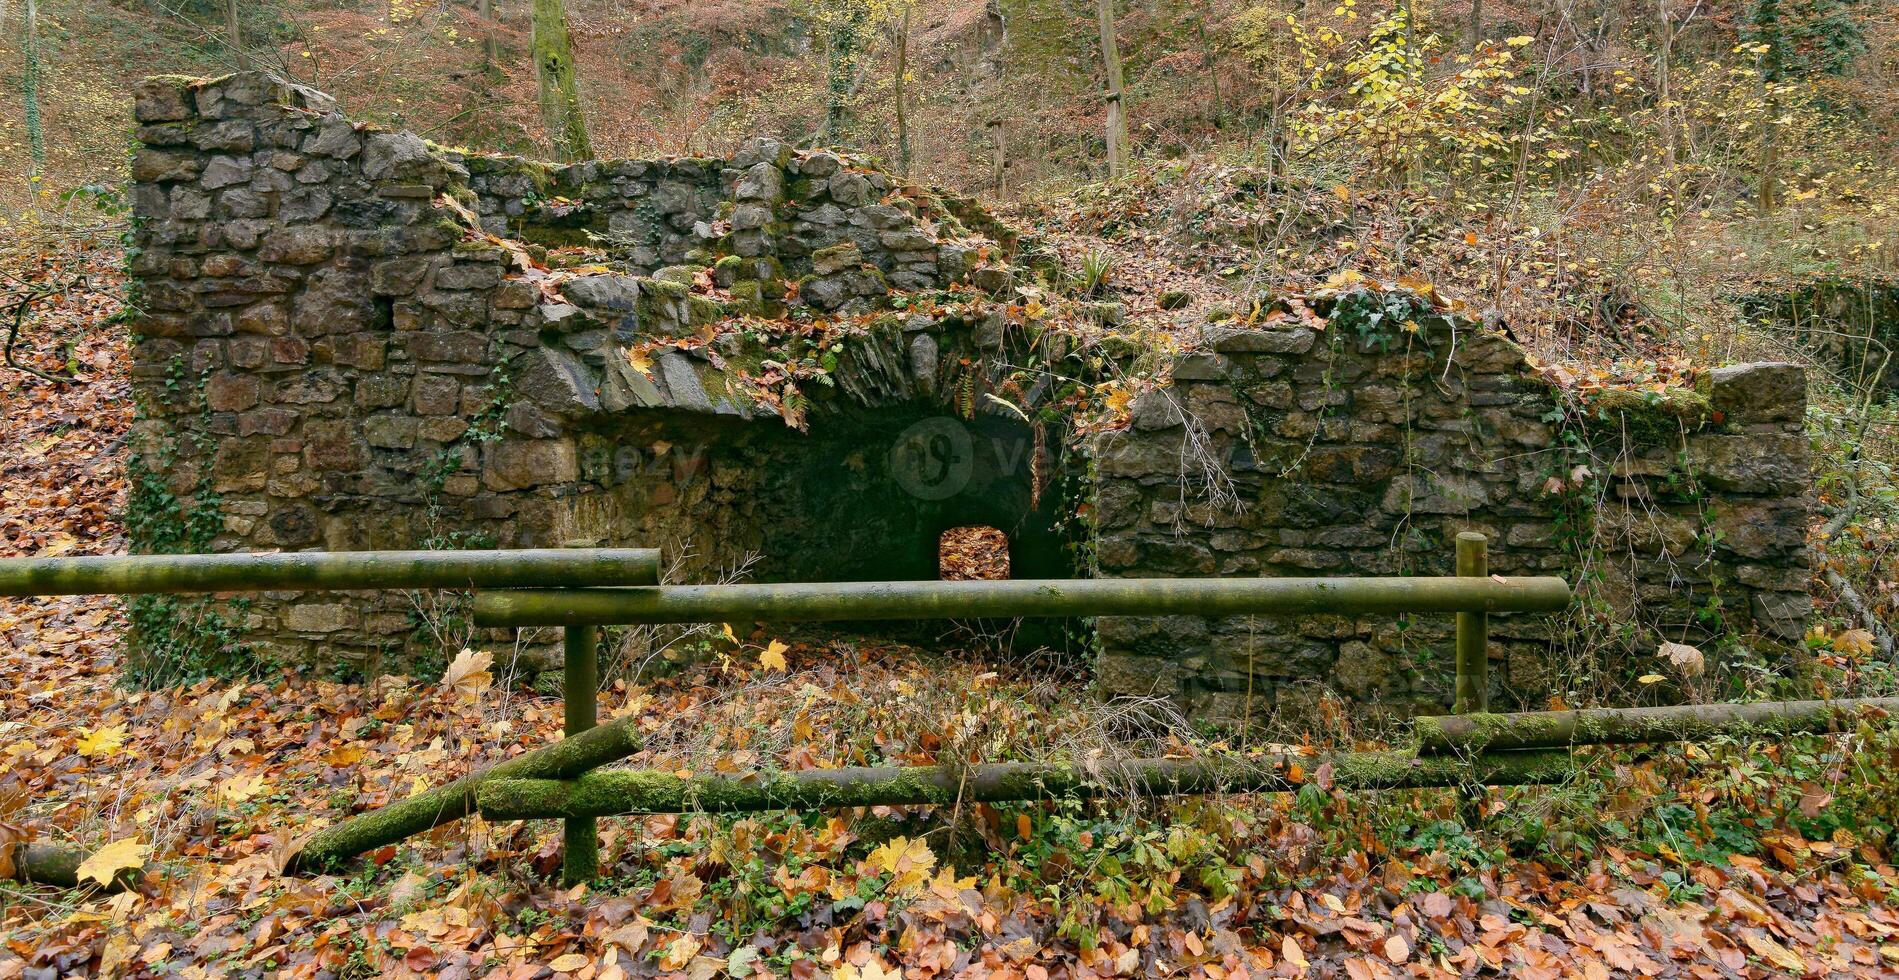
[
  {"xmin": 1741, "ymin": 930, "xmax": 1806, "ymax": 973},
  {"xmin": 548, "ymin": 952, "xmax": 592, "ymax": 973},
  {"xmin": 759, "ymin": 640, "xmax": 789, "ymax": 672},
  {"xmin": 77, "ymin": 725, "xmax": 129, "ymax": 759},
  {"xmin": 1834, "ymin": 629, "xmax": 1876, "ymax": 657},
  {"xmin": 220, "ymin": 773, "xmax": 271, "ymax": 805},
  {"xmin": 1637, "ymin": 674, "xmax": 1666, "ymax": 685},
  {"xmin": 77, "ymin": 837, "xmax": 147, "ymax": 888},
  {"xmin": 627, "ymin": 347, "xmax": 655, "ymax": 377},
  {"xmin": 1506, "ymin": 35, "xmax": 1535, "ymax": 45},
  {"xmin": 868, "ymin": 835, "xmax": 936, "ymax": 894},
  {"xmin": 1331, "ymin": 184, "xmax": 1352, "ymax": 201},
  {"xmin": 660, "ymin": 936, "xmax": 702, "ymax": 970}
]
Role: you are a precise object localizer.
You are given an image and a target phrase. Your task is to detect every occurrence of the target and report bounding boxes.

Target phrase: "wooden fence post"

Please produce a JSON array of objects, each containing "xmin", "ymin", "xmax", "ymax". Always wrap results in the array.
[
  {"xmin": 1453, "ymin": 531, "xmax": 1490, "ymax": 825},
  {"xmin": 1454, "ymin": 532, "xmax": 1490, "ymax": 715},
  {"xmin": 561, "ymin": 539, "xmax": 600, "ymax": 885}
]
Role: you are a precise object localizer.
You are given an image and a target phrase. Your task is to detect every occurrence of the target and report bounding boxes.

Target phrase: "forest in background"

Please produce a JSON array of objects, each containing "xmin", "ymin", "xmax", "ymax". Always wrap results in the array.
[{"xmin": 2, "ymin": 0, "xmax": 1896, "ymax": 363}]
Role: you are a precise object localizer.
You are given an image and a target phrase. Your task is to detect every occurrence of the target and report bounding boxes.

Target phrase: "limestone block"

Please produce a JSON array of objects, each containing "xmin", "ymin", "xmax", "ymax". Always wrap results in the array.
[
  {"xmin": 1209, "ymin": 326, "xmax": 1316, "ymax": 355},
  {"xmin": 1689, "ymin": 431, "xmax": 1808, "ymax": 494},
  {"xmin": 134, "ymin": 78, "xmax": 193, "ymax": 123},
  {"xmin": 516, "ymin": 346, "xmax": 602, "ymax": 417},
  {"xmin": 1705, "ymin": 361, "xmax": 1804, "ymax": 424},
  {"xmin": 482, "ymin": 438, "xmax": 579, "ymax": 492},
  {"xmin": 285, "ymin": 603, "xmax": 355, "ymax": 634}
]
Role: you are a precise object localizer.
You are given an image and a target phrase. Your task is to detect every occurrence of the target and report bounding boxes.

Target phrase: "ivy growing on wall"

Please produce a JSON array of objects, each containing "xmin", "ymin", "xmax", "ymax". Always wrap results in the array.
[{"xmin": 121, "ymin": 357, "xmax": 260, "ymax": 687}]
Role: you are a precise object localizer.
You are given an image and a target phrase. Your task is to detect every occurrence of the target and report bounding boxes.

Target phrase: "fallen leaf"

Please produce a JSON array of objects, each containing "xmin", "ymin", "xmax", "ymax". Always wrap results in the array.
[
  {"xmin": 442, "ymin": 648, "xmax": 494, "ymax": 701},
  {"xmin": 77, "ymin": 837, "xmax": 147, "ymax": 887},
  {"xmin": 77, "ymin": 725, "xmax": 129, "ymax": 758}
]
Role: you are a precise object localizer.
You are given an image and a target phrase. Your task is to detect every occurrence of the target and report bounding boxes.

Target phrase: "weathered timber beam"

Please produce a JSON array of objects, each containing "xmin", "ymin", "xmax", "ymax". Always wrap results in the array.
[
  {"xmin": 474, "ymin": 750, "xmax": 1576, "ymax": 819},
  {"xmin": 285, "ymin": 714, "xmax": 645, "ymax": 874},
  {"xmin": 1414, "ymin": 697, "xmax": 1899, "ymax": 755},
  {"xmin": 0, "ymin": 548, "xmax": 660, "ymax": 597},
  {"xmin": 472, "ymin": 576, "xmax": 1573, "ymax": 627}
]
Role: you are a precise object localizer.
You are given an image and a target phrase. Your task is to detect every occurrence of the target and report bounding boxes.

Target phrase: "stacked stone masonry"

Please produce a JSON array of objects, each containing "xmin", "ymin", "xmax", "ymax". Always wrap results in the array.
[
  {"xmin": 129, "ymin": 72, "xmax": 1811, "ymax": 718},
  {"xmin": 128, "ymin": 72, "xmax": 1050, "ymax": 673},
  {"xmin": 1093, "ymin": 320, "xmax": 1811, "ymax": 721}
]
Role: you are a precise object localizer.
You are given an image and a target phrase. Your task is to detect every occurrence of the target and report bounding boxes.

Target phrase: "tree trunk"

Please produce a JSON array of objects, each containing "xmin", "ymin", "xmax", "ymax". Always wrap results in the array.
[
  {"xmin": 1195, "ymin": 4, "xmax": 1222, "ymax": 126},
  {"xmin": 1753, "ymin": 0, "xmax": 1784, "ymax": 214},
  {"xmin": 1468, "ymin": 0, "xmax": 1483, "ymax": 50},
  {"xmin": 1095, "ymin": 0, "xmax": 1129, "ymax": 178},
  {"xmin": 1414, "ymin": 696, "xmax": 1899, "ymax": 754},
  {"xmin": 478, "ymin": 0, "xmax": 500, "ymax": 73},
  {"xmin": 285, "ymin": 712, "xmax": 645, "ymax": 874},
  {"xmin": 893, "ymin": 3, "xmax": 912, "ymax": 177},
  {"xmin": 23, "ymin": 0, "xmax": 44, "ymax": 187},
  {"xmin": 7, "ymin": 843, "xmax": 135, "ymax": 891},
  {"xmin": 225, "ymin": 0, "xmax": 250, "ymax": 69},
  {"xmin": 476, "ymin": 750, "xmax": 1577, "ymax": 819},
  {"xmin": 1657, "ymin": 0, "xmax": 1676, "ymax": 173},
  {"xmin": 531, "ymin": 0, "xmax": 593, "ymax": 162}
]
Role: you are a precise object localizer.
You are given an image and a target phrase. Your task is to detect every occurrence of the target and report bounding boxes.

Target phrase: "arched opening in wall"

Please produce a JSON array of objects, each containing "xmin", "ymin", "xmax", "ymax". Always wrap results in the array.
[{"xmin": 940, "ymin": 525, "xmax": 1010, "ymax": 580}]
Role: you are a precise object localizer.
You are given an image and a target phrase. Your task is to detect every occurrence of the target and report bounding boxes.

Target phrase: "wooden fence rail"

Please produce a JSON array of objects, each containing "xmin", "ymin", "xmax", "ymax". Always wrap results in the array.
[
  {"xmin": 0, "ymin": 547, "xmax": 660, "ymax": 596},
  {"xmin": 20, "ymin": 539, "xmax": 1889, "ymax": 894}
]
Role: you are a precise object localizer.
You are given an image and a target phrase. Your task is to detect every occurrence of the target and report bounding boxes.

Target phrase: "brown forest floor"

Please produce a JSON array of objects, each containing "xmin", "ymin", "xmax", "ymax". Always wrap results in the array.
[{"xmin": 6, "ymin": 237, "xmax": 1899, "ymax": 978}]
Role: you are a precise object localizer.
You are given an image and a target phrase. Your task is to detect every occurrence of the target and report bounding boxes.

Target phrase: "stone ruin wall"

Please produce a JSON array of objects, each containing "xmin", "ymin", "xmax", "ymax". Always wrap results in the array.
[
  {"xmin": 128, "ymin": 72, "xmax": 1812, "ymax": 718},
  {"xmin": 126, "ymin": 71, "xmax": 1044, "ymax": 673},
  {"xmin": 1094, "ymin": 323, "xmax": 1811, "ymax": 722}
]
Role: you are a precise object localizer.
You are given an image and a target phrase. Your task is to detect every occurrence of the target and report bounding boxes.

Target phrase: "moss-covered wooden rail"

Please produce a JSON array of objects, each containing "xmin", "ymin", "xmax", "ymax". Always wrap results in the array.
[
  {"xmin": 0, "ymin": 547, "xmax": 660, "ymax": 596},
  {"xmin": 468, "ymin": 571, "xmax": 1572, "ymax": 627},
  {"xmin": 0, "ymin": 545, "xmax": 660, "ymax": 889},
  {"xmin": 21, "ymin": 539, "xmax": 1893, "ymax": 895},
  {"xmin": 475, "ymin": 750, "xmax": 1582, "ymax": 819},
  {"xmin": 1414, "ymin": 696, "xmax": 1899, "ymax": 754},
  {"xmin": 460, "ymin": 532, "xmax": 1584, "ymax": 884}
]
